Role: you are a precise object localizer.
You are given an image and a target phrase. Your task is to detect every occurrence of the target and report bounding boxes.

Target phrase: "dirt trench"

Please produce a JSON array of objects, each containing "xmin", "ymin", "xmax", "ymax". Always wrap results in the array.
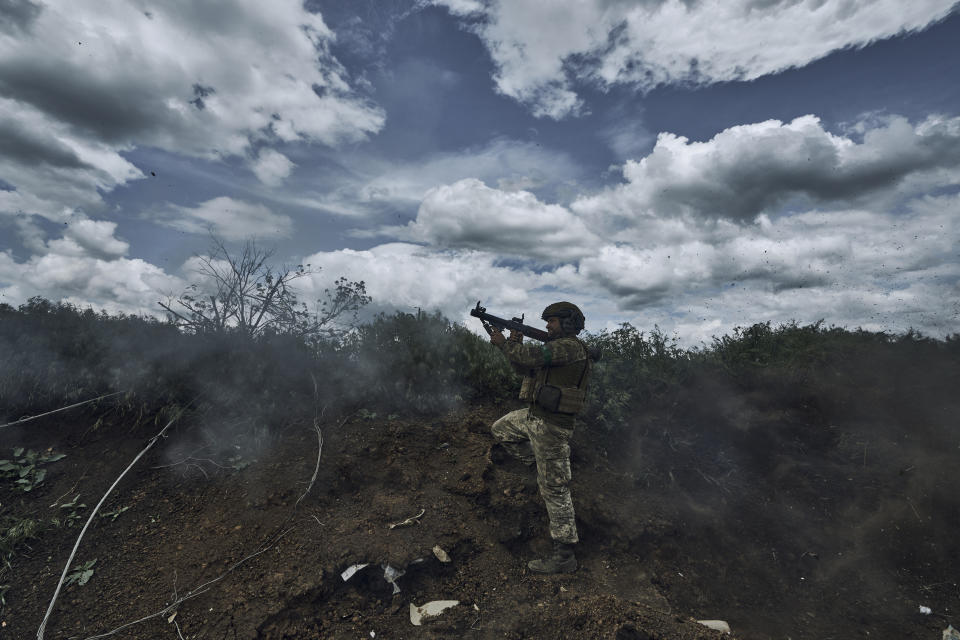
[{"xmin": 4, "ymin": 395, "xmax": 958, "ymax": 639}]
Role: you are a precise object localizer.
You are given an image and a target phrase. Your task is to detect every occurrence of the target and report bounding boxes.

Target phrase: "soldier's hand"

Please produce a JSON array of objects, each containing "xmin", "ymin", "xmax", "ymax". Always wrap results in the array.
[
  {"xmin": 508, "ymin": 329, "xmax": 523, "ymax": 343},
  {"xmin": 490, "ymin": 328, "xmax": 506, "ymax": 346}
]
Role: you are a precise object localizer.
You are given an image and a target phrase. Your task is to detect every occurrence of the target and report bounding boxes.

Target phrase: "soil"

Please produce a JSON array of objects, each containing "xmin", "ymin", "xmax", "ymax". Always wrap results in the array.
[{"xmin": 3, "ymin": 388, "xmax": 959, "ymax": 639}]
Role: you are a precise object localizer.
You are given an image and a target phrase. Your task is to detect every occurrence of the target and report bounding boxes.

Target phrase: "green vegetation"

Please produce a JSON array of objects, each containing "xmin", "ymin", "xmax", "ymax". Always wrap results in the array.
[
  {"xmin": 583, "ymin": 319, "xmax": 959, "ymax": 430},
  {"xmin": 99, "ymin": 505, "xmax": 130, "ymax": 522},
  {"xmin": 0, "ymin": 302, "xmax": 519, "ymax": 429},
  {"xmin": 64, "ymin": 559, "xmax": 96, "ymax": 587},
  {"xmin": 0, "ymin": 448, "xmax": 66, "ymax": 492},
  {"xmin": 582, "ymin": 325, "xmax": 692, "ymax": 430},
  {"xmin": 2, "ymin": 297, "xmax": 958, "ymax": 435},
  {"xmin": 345, "ymin": 310, "xmax": 518, "ymax": 412},
  {"xmin": 52, "ymin": 495, "xmax": 87, "ymax": 528},
  {"xmin": 0, "ymin": 515, "xmax": 45, "ymax": 606}
]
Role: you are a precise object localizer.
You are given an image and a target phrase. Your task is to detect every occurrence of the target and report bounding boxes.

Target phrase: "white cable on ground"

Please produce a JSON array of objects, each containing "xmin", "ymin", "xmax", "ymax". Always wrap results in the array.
[
  {"xmin": 36, "ymin": 407, "xmax": 184, "ymax": 640},
  {"xmin": 0, "ymin": 391, "xmax": 126, "ymax": 430},
  {"xmin": 78, "ymin": 527, "xmax": 295, "ymax": 640},
  {"xmin": 294, "ymin": 418, "xmax": 325, "ymax": 509}
]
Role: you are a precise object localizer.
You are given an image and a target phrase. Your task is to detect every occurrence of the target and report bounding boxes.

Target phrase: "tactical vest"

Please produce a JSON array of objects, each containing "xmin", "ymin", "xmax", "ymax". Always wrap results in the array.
[{"xmin": 519, "ymin": 337, "xmax": 591, "ymax": 415}]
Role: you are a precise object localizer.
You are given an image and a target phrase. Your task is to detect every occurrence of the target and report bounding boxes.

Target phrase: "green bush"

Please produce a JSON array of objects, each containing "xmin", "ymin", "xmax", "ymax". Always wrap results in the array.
[
  {"xmin": 580, "ymin": 324, "xmax": 691, "ymax": 430},
  {"xmin": 344, "ymin": 311, "xmax": 517, "ymax": 413},
  {"xmin": 2, "ymin": 298, "xmax": 957, "ymax": 438},
  {"xmin": 695, "ymin": 320, "xmax": 840, "ymax": 400},
  {"xmin": 0, "ymin": 302, "xmax": 519, "ymax": 426}
]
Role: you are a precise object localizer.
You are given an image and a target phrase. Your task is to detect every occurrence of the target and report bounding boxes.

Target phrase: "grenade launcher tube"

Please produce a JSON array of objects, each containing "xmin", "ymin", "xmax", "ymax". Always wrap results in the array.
[{"xmin": 470, "ymin": 302, "xmax": 550, "ymax": 342}]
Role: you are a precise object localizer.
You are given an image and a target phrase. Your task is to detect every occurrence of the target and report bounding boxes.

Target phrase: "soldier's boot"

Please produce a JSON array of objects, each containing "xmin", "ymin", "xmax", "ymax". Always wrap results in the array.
[{"xmin": 527, "ymin": 541, "xmax": 577, "ymax": 574}]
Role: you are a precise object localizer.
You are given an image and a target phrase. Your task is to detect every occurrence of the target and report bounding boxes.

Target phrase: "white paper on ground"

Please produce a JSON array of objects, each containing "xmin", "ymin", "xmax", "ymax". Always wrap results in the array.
[
  {"xmin": 697, "ymin": 620, "xmax": 731, "ymax": 634},
  {"xmin": 340, "ymin": 563, "xmax": 370, "ymax": 581},
  {"xmin": 409, "ymin": 600, "xmax": 460, "ymax": 626}
]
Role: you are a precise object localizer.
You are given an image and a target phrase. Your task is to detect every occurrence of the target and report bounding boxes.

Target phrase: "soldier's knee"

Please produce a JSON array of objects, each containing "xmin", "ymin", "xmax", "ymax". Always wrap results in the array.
[
  {"xmin": 536, "ymin": 460, "xmax": 571, "ymax": 484},
  {"xmin": 537, "ymin": 474, "xmax": 571, "ymax": 498}
]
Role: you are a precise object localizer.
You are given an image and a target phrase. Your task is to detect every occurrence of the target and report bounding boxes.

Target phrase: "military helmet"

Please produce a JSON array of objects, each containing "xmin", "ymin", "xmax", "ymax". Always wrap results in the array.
[{"xmin": 541, "ymin": 301, "xmax": 585, "ymax": 335}]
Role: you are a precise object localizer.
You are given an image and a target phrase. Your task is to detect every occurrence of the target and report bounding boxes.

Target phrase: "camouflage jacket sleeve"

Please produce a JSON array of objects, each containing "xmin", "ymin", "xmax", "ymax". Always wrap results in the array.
[{"xmin": 497, "ymin": 336, "xmax": 586, "ymax": 369}]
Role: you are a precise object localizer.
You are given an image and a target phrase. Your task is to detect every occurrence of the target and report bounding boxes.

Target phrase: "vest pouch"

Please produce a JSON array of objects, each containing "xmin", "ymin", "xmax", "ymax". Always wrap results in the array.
[
  {"xmin": 556, "ymin": 387, "xmax": 587, "ymax": 414},
  {"xmin": 535, "ymin": 384, "xmax": 563, "ymax": 412},
  {"xmin": 519, "ymin": 376, "xmax": 536, "ymax": 402}
]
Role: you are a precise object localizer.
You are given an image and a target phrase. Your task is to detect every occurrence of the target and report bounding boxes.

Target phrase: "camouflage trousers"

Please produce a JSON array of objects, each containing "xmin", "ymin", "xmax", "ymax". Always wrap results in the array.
[{"xmin": 491, "ymin": 408, "xmax": 579, "ymax": 544}]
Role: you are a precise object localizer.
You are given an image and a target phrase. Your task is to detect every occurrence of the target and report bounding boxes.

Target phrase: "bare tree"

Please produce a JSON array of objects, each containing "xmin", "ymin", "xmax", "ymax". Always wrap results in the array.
[{"xmin": 159, "ymin": 235, "xmax": 370, "ymax": 340}]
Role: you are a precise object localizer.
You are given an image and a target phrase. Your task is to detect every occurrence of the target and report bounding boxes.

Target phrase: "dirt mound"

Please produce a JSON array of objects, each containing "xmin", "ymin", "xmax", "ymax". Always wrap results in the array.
[{"xmin": 4, "ymin": 391, "xmax": 958, "ymax": 639}]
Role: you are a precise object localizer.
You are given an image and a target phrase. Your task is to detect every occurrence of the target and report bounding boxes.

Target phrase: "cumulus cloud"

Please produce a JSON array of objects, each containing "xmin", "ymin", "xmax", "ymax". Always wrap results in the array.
[
  {"xmin": 573, "ymin": 114, "xmax": 960, "ymax": 227},
  {"xmin": 337, "ymin": 111, "xmax": 960, "ymax": 340},
  {"xmin": 153, "ymin": 196, "xmax": 294, "ymax": 241},
  {"xmin": 0, "ymin": 97, "xmax": 143, "ymax": 220},
  {"xmin": 434, "ymin": 0, "xmax": 957, "ymax": 118},
  {"xmin": 0, "ymin": 0, "xmax": 384, "ymax": 226},
  {"xmin": 400, "ymin": 178, "xmax": 602, "ymax": 261},
  {"xmin": 251, "ymin": 149, "xmax": 296, "ymax": 187},
  {"xmin": 296, "ymin": 137, "xmax": 585, "ymax": 219},
  {"xmin": 299, "ymin": 242, "xmax": 542, "ymax": 321},
  {"xmin": 306, "ymin": 188, "xmax": 959, "ymax": 345},
  {"xmin": 63, "ymin": 218, "xmax": 130, "ymax": 258},
  {"xmin": 0, "ymin": 0, "xmax": 383, "ymax": 154},
  {"xmin": 0, "ymin": 221, "xmax": 183, "ymax": 314},
  {"xmin": 574, "ymin": 194, "xmax": 959, "ymax": 341}
]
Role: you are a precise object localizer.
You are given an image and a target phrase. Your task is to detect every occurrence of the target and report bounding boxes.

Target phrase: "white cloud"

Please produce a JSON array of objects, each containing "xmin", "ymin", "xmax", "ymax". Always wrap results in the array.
[
  {"xmin": 302, "ymin": 188, "xmax": 959, "ymax": 345},
  {"xmin": 0, "ymin": 0, "xmax": 384, "ymax": 224},
  {"xmin": 296, "ymin": 137, "xmax": 585, "ymax": 219},
  {"xmin": 399, "ymin": 178, "xmax": 603, "ymax": 261},
  {"xmin": 153, "ymin": 196, "xmax": 294, "ymax": 241},
  {"xmin": 435, "ymin": 0, "xmax": 957, "ymax": 118},
  {"xmin": 360, "ymin": 138, "xmax": 582, "ymax": 206},
  {"xmin": 575, "ymin": 195, "xmax": 959, "ymax": 341},
  {"xmin": 0, "ymin": 225, "xmax": 184, "ymax": 315},
  {"xmin": 435, "ymin": 0, "xmax": 485, "ymax": 15},
  {"xmin": 598, "ymin": 110, "xmax": 655, "ymax": 161},
  {"xmin": 573, "ymin": 114, "xmax": 960, "ymax": 228},
  {"xmin": 164, "ymin": 109, "xmax": 960, "ymax": 343},
  {"xmin": 0, "ymin": 97, "xmax": 142, "ymax": 220},
  {"xmin": 63, "ymin": 218, "xmax": 130, "ymax": 258},
  {"xmin": 251, "ymin": 149, "xmax": 296, "ymax": 187},
  {"xmin": 0, "ymin": 0, "xmax": 384, "ymax": 155},
  {"xmin": 321, "ymin": 111, "xmax": 959, "ymax": 342},
  {"xmin": 300, "ymin": 242, "xmax": 542, "ymax": 323}
]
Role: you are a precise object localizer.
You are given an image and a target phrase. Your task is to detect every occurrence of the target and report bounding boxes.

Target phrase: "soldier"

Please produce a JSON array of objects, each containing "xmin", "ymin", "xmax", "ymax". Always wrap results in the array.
[{"xmin": 488, "ymin": 301, "xmax": 591, "ymax": 574}]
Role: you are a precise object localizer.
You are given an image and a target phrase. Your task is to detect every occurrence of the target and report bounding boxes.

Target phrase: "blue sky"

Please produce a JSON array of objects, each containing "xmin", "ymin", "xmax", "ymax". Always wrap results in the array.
[{"xmin": 1, "ymin": 0, "xmax": 958, "ymax": 344}]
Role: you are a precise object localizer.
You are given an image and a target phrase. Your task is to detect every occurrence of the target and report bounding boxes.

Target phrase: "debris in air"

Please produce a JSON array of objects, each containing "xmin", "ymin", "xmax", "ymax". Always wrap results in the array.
[
  {"xmin": 388, "ymin": 508, "xmax": 425, "ymax": 529},
  {"xmin": 409, "ymin": 600, "xmax": 460, "ymax": 626},
  {"xmin": 697, "ymin": 619, "xmax": 731, "ymax": 634},
  {"xmin": 919, "ymin": 605, "xmax": 932, "ymax": 615},
  {"xmin": 432, "ymin": 545, "xmax": 451, "ymax": 563}
]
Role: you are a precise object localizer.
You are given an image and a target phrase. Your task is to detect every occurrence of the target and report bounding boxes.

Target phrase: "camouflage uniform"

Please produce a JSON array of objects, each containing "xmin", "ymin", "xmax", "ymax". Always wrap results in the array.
[{"xmin": 492, "ymin": 335, "xmax": 590, "ymax": 545}]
